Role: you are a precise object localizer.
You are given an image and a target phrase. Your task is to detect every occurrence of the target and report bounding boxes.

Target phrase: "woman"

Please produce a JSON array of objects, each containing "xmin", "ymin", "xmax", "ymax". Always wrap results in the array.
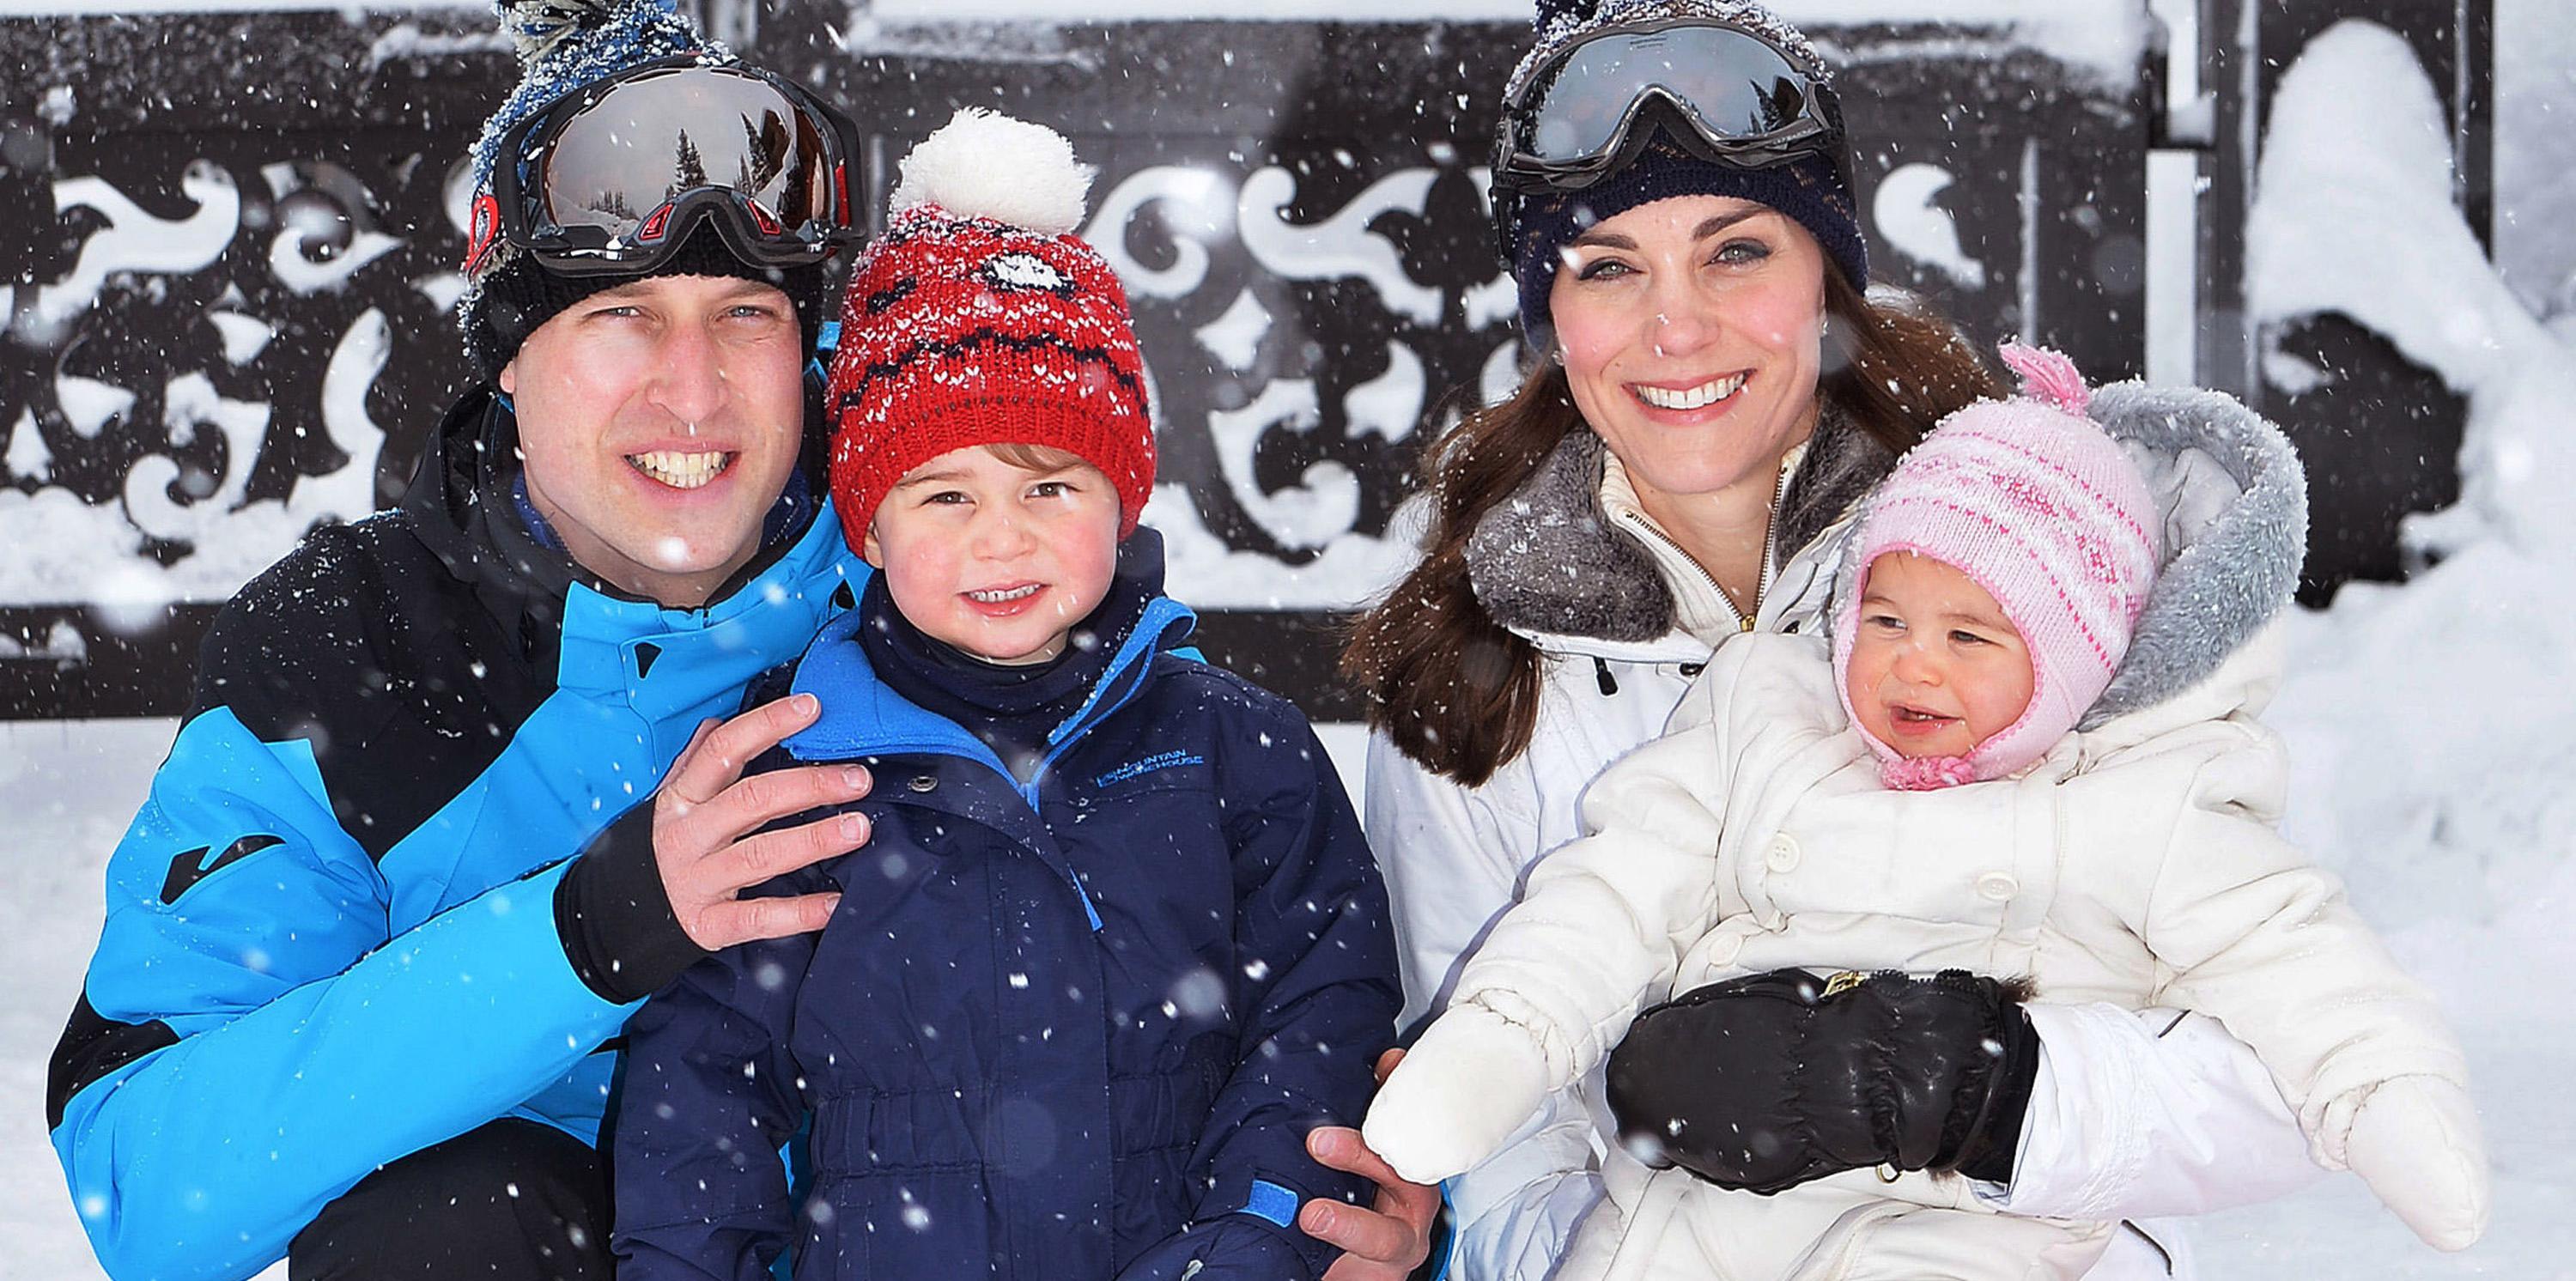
[{"xmin": 1343, "ymin": 3, "xmax": 2324, "ymax": 1277}]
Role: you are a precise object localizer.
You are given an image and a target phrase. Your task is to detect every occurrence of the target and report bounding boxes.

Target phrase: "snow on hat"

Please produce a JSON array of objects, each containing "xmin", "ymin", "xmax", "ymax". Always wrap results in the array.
[
  {"xmin": 1832, "ymin": 343, "xmax": 2164, "ymax": 788},
  {"xmin": 1500, "ymin": 0, "xmax": 1868, "ymax": 351},
  {"xmin": 826, "ymin": 108, "xmax": 1156, "ymax": 544},
  {"xmin": 454, "ymin": 0, "xmax": 826, "ymax": 378}
]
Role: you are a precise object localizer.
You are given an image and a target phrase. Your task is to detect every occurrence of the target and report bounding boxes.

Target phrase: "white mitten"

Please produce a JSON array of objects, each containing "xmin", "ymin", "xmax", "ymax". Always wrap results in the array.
[
  {"xmin": 2341, "ymin": 1076, "xmax": 2490, "ymax": 1251},
  {"xmin": 1360, "ymin": 1004, "xmax": 1552, "ymax": 1186}
]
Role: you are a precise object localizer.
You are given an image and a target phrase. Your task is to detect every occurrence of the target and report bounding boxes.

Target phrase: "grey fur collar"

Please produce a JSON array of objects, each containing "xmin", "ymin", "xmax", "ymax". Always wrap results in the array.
[
  {"xmin": 2078, "ymin": 381, "xmax": 2309, "ymax": 726},
  {"xmin": 1466, "ymin": 404, "xmax": 1895, "ymax": 642},
  {"xmin": 1820, "ymin": 380, "xmax": 2309, "ymax": 728}
]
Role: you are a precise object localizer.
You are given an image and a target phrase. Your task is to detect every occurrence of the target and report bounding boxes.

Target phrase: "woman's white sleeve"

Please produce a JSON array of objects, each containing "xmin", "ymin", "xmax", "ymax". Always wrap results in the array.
[
  {"xmin": 1364, "ymin": 731, "xmax": 1546, "ymax": 1032},
  {"xmin": 1364, "ymin": 732, "xmax": 1604, "ymax": 1278},
  {"xmin": 1445, "ymin": 1090, "xmax": 1609, "ymax": 1281},
  {"xmin": 1981, "ymin": 1002, "xmax": 2324, "ymax": 1223}
]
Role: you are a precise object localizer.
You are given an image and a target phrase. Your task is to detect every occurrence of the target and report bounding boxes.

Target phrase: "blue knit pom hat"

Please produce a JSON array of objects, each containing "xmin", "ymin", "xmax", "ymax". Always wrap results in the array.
[
  {"xmin": 1500, "ymin": 0, "xmax": 1868, "ymax": 352},
  {"xmin": 456, "ymin": 0, "xmax": 827, "ymax": 378}
]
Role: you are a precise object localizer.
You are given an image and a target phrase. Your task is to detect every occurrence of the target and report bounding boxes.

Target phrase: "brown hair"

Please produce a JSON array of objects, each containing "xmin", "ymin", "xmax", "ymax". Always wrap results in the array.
[
  {"xmin": 983, "ymin": 441, "xmax": 1095, "ymax": 474},
  {"xmin": 1340, "ymin": 270, "xmax": 2003, "ymax": 786}
]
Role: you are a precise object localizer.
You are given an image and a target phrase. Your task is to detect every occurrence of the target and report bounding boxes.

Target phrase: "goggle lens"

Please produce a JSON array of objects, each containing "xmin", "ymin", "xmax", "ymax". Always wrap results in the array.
[
  {"xmin": 538, "ymin": 67, "xmax": 839, "ymax": 244},
  {"xmin": 1522, "ymin": 24, "xmax": 1817, "ymax": 163}
]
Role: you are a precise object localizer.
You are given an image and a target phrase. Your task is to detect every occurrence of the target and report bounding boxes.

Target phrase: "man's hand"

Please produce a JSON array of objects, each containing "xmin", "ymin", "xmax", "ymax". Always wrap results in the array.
[
  {"xmin": 655, "ymin": 694, "xmax": 872, "ymax": 949},
  {"xmin": 1307, "ymin": 1048, "xmax": 1440, "ymax": 1280}
]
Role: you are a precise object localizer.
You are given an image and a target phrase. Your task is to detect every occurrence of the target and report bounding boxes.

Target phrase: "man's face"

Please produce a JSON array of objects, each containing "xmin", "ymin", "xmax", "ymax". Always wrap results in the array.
[{"xmin": 499, "ymin": 274, "xmax": 805, "ymax": 608}]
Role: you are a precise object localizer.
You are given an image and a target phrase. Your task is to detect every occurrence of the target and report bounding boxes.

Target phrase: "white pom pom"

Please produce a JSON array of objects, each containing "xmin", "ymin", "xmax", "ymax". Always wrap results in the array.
[{"xmin": 889, "ymin": 107, "xmax": 1094, "ymax": 236}]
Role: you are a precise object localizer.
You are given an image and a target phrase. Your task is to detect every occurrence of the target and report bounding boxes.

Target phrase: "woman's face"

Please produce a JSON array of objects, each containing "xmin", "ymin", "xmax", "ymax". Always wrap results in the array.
[{"xmin": 1549, "ymin": 195, "xmax": 1827, "ymax": 516}]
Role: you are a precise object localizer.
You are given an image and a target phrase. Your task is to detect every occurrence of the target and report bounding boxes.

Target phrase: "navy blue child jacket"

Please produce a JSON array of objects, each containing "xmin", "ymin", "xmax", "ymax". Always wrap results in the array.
[{"xmin": 612, "ymin": 549, "xmax": 1402, "ymax": 1281}]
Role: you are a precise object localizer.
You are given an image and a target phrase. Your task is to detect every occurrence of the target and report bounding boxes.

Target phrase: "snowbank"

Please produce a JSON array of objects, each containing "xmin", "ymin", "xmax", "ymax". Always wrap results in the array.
[{"xmin": 2179, "ymin": 21, "xmax": 2576, "ymax": 1272}]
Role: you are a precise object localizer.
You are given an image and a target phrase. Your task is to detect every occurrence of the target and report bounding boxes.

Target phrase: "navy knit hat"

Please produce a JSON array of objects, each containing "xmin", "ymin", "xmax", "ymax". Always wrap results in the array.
[
  {"xmin": 1499, "ymin": 0, "xmax": 1868, "ymax": 351},
  {"xmin": 456, "ymin": 0, "xmax": 827, "ymax": 378}
]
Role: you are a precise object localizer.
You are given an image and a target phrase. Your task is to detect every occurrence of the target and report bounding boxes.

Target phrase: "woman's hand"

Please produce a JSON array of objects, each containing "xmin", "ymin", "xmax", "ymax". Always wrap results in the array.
[
  {"xmin": 1605, "ymin": 968, "xmax": 2038, "ymax": 1193},
  {"xmin": 1306, "ymin": 1049, "xmax": 1441, "ymax": 1279}
]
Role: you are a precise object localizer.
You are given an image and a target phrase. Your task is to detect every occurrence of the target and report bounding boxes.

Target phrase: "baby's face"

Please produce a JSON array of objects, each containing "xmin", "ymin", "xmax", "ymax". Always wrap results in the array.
[
  {"xmin": 862, "ymin": 445, "xmax": 1121, "ymax": 665},
  {"xmin": 1844, "ymin": 552, "xmax": 2035, "ymax": 760}
]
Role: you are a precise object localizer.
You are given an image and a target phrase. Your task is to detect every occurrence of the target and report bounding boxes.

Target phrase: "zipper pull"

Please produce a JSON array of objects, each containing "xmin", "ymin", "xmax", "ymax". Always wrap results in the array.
[{"xmin": 1593, "ymin": 656, "xmax": 1619, "ymax": 697}]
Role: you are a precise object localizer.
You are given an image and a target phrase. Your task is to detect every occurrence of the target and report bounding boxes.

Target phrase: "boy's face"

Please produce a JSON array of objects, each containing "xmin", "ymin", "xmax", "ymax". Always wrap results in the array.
[
  {"xmin": 861, "ymin": 445, "xmax": 1121, "ymax": 665},
  {"xmin": 1844, "ymin": 552, "xmax": 2035, "ymax": 760}
]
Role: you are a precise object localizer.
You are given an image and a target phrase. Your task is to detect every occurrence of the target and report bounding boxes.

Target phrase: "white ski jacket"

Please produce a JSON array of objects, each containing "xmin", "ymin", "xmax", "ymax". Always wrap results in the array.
[
  {"xmin": 1365, "ymin": 391, "xmax": 2343, "ymax": 1280},
  {"xmin": 1377, "ymin": 612, "xmax": 2486, "ymax": 1278}
]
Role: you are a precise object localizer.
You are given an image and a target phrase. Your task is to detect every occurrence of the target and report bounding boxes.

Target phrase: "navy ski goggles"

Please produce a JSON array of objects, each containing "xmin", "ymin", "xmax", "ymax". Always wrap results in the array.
[
  {"xmin": 466, "ymin": 58, "xmax": 864, "ymax": 279},
  {"xmin": 1493, "ymin": 18, "xmax": 1850, "ymax": 258}
]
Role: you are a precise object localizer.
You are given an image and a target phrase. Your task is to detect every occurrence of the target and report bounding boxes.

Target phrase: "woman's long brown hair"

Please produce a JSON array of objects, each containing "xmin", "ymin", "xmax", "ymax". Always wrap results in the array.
[{"xmin": 1340, "ymin": 270, "xmax": 2003, "ymax": 786}]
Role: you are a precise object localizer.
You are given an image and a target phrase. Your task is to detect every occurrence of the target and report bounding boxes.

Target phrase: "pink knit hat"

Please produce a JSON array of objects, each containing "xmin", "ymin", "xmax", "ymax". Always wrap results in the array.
[{"xmin": 1833, "ymin": 343, "xmax": 2164, "ymax": 788}]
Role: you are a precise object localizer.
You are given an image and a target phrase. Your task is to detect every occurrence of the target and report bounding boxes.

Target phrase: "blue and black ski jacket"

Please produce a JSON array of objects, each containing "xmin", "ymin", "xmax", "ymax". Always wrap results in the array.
[
  {"xmin": 613, "ymin": 548, "xmax": 1402, "ymax": 1281},
  {"xmin": 46, "ymin": 385, "xmax": 863, "ymax": 1281}
]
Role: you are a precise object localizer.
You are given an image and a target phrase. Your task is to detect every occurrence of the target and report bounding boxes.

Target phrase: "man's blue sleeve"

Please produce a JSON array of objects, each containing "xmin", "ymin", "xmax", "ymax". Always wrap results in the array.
[{"xmin": 47, "ymin": 706, "xmax": 635, "ymax": 1281}]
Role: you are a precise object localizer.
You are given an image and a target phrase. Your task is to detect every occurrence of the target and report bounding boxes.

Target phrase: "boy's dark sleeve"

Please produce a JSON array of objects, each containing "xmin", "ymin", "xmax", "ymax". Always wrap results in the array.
[
  {"xmin": 611, "ymin": 911, "xmax": 817, "ymax": 1281},
  {"xmin": 1127, "ymin": 703, "xmax": 1402, "ymax": 1281}
]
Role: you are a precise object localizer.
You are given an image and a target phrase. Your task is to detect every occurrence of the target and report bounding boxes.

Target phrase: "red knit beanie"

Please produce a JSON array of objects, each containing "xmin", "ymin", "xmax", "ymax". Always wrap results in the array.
[{"xmin": 826, "ymin": 108, "xmax": 1156, "ymax": 546}]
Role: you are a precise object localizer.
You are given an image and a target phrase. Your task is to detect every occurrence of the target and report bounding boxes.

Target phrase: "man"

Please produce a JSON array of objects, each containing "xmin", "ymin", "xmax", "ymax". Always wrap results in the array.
[
  {"xmin": 46, "ymin": 1, "xmax": 871, "ymax": 1275},
  {"xmin": 46, "ymin": 3, "xmax": 1435, "ymax": 1278}
]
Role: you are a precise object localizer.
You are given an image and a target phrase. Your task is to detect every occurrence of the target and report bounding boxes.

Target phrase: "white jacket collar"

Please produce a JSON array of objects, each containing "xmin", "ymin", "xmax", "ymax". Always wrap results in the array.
[{"xmin": 1597, "ymin": 452, "xmax": 1751, "ymax": 650}]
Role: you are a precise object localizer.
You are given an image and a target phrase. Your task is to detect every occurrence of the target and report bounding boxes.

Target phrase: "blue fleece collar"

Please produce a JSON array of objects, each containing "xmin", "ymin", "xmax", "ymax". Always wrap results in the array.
[{"xmin": 782, "ymin": 595, "xmax": 1197, "ymax": 775}]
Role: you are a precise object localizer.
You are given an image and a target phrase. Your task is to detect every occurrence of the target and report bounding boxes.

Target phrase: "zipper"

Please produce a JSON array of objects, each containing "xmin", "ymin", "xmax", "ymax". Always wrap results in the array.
[
  {"xmin": 1757, "ymin": 459, "xmax": 1786, "ymax": 622},
  {"xmin": 800, "ymin": 602, "xmax": 1188, "ymax": 937},
  {"xmin": 1613, "ymin": 459, "xmax": 1789, "ymax": 635},
  {"xmin": 1006, "ymin": 605, "xmax": 1188, "ymax": 932}
]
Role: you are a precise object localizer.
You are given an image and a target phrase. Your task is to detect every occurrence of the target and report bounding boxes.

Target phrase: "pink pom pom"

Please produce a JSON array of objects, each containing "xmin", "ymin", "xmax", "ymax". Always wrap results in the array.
[
  {"xmin": 1999, "ymin": 342, "xmax": 2090, "ymax": 416},
  {"xmin": 1880, "ymin": 754, "xmax": 1978, "ymax": 791}
]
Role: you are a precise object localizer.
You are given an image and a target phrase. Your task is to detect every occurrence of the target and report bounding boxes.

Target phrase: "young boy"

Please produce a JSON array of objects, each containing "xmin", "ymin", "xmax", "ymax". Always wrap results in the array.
[
  {"xmin": 1363, "ymin": 346, "xmax": 2488, "ymax": 1279},
  {"xmin": 611, "ymin": 109, "xmax": 1402, "ymax": 1281}
]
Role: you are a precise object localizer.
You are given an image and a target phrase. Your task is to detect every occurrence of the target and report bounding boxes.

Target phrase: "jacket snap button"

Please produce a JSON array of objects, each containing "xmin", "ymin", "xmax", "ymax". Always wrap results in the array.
[
  {"xmin": 907, "ymin": 774, "xmax": 938, "ymax": 793},
  {"xmin": 1765, "ymin": 835, "xmax": 1800, "ymax": 872},
  {"xmin": 1977, "ymin": 871, "xmax": 2018, "ymax": 901}
]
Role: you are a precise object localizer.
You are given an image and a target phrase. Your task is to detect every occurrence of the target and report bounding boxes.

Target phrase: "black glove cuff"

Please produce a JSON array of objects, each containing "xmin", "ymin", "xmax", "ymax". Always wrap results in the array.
[
  {"xmin": 1953, "ymin": 1005, "xmax": 2042, "ymax": 1183},
  {"xmin": 553, "ymin": 803, "xmax": 708, "ymax": 1005}
]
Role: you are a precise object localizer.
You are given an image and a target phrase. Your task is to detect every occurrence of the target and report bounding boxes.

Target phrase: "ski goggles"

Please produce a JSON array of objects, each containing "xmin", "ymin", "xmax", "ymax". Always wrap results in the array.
[
  {"xmin": 466, "ymin": 58, "xmax": 863, "ymax": 279},
  {"xmin": 1493, "ymin": 18, "xmax": 1847, "ymax": 252}
]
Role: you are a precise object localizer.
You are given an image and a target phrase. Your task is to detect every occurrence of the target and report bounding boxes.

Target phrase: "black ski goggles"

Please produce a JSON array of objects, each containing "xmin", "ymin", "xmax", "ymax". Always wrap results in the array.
[
  {"xmin": 1494, "ymin": 19, "xmax": 1848, "ymax": 253},
  {"xmin": 467, "ymin": 58, "xmax": 864, "ymax": 279}
]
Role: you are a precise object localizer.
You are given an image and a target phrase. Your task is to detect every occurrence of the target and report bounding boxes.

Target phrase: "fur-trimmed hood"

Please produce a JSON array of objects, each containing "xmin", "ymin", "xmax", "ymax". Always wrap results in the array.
[
  {"xmin": 1465, "ymin": 404, "xmax": 1896, "ymax": 647},
  {"xmin": 1826, "ymin": 379, "xmax": 2309, "ymax": 731}
]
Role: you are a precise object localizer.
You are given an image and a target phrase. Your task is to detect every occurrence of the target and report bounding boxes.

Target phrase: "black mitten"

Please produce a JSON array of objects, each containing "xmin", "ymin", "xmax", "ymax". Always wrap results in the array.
[{"xmin": 1604, "ymin": 968, "xmax": 2039, "ymax": 1195}]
